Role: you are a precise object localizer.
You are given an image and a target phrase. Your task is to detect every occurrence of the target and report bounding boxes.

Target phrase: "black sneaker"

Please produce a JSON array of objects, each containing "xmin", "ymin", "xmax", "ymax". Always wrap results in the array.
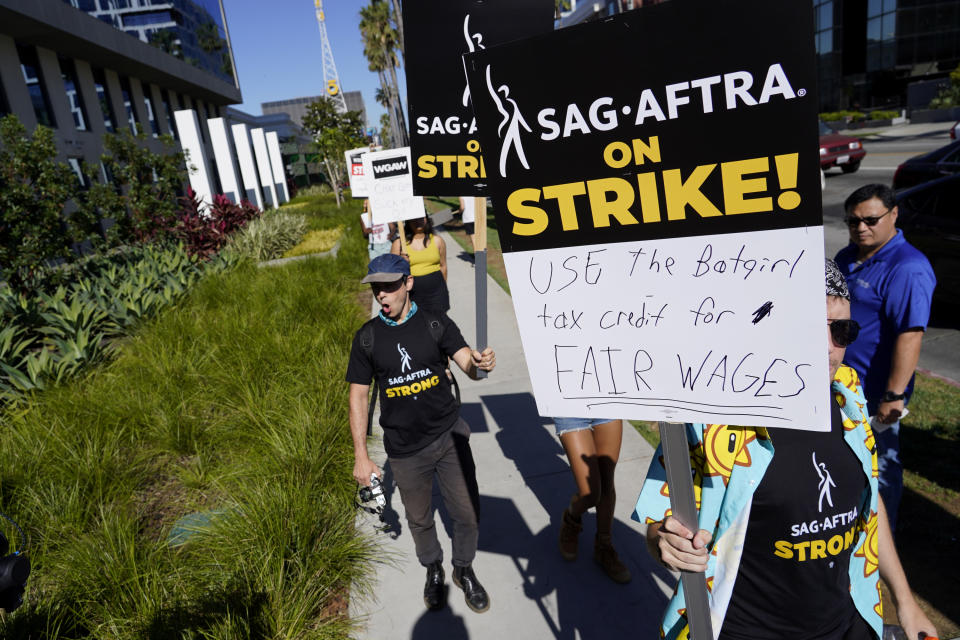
[
  {"xmin": 423, "ymin": 561, "xmax": 445, "ymax": 610},
  {"xmin": 452, "ymin": 564, "xmax": 490, "ymax": 613}
]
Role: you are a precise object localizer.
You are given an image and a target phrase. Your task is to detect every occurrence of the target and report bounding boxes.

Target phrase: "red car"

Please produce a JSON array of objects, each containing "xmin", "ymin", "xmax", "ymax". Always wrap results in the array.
[{"xmin": 819, "ymin": 121, "xmax": 866, "ymax": 173}]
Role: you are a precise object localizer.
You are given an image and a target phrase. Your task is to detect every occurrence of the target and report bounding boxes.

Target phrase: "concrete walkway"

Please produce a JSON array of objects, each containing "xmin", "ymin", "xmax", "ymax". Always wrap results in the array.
[{"xmin": 349, "ymin": 232, "xmax": 675, "ymax": 639}]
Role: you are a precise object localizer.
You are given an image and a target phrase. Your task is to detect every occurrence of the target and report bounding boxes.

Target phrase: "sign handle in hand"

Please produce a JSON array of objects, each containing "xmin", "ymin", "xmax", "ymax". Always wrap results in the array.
[
  {"xmin": 474, "ymin": 198, "xmax": 488, "ymax": 379},
  {"xmin": 659, "ymin": 421, "xmax": 714, "ymax": 640}
]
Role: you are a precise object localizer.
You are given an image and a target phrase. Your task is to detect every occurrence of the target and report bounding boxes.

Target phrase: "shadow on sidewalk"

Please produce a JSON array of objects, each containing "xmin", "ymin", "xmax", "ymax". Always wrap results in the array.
[{"xmin": 428, "ymin": 391, "xmax": 671, "ymax": 639}]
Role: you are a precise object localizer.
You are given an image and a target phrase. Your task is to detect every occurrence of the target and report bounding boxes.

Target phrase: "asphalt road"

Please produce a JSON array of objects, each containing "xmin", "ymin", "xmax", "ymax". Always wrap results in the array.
[{"xmin": 819, "ymin": 123, "xmax": 960, "ymax": 384}]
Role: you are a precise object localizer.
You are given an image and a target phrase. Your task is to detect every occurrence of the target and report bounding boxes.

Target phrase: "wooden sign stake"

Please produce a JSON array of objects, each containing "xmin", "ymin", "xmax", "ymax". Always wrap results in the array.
[
  {"xmin": 658, "ymin": 421, "xmax": 714, "ymax": 640},
  {"xmin": 474, "ymin": 197, "xmax": 488, "ymax": 379}
]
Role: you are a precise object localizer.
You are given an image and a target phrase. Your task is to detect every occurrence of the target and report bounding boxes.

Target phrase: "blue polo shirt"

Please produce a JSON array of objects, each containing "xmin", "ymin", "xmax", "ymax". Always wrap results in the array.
[{"xmin": 835, "ymin": 230, "xmax": 935, "ymax": 413}]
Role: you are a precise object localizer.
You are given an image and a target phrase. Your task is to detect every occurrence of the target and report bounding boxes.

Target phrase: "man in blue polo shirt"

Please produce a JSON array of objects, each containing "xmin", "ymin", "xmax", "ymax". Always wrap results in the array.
[{"xmin": 834, "ymin": 184, "xmax": 936, "ymax": 529}]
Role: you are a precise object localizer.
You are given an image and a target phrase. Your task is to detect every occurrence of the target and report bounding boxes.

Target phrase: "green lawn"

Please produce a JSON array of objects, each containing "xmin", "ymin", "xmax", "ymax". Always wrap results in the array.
[{"xmin": 0, "ymin": 196, "xmax": 377, "ymax": 638}]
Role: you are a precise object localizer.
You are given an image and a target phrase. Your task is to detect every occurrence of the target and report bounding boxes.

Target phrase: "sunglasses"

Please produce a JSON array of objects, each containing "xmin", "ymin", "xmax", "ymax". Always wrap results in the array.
[
  {"xmin": 844, "ymin": 207, "xmax": 893, "ymax": 228},
  {"xmin": 371, "ymin": 277, "xmax": 407, "ymax": 294},
  {"xmin": 829, "ymin": 319, "xmax": 860, "ymax": 346}
]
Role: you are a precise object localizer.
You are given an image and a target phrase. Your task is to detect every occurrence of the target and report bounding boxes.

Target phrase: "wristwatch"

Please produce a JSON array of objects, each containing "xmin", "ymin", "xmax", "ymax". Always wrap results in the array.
[{"xmin": 881, "ymin": 390, "xmax": 906, "ymax": 403}]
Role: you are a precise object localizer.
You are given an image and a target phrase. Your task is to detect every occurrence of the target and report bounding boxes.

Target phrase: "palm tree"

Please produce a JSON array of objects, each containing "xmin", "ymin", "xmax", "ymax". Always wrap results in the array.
[{"xmin": 359, "ymin": 1, "xmax": 408, "ymax": 146}]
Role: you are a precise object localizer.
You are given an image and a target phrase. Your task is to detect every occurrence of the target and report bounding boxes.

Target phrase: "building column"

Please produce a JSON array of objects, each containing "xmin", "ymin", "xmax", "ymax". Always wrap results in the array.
[
  {"xmin": 174, "ymin": 108, "xmax": 214, "ymax": 211},
  {"xmin": 208, "ymin": 117, "xmax": 242, "ymax": 204},
  {"xmin": 250, "ymin": 127, "xmax": 278, "ymax": 208},
  {"xmin": 265, "ymin": 131, "xmax": 290, "ymax": 204},
  {"xmin": 0, "ymin": 35, "xmax": 36, "ymax": 129},
  {"xmin": 231, "ymin": 123, "xmax": 265, "ymax": 210}
]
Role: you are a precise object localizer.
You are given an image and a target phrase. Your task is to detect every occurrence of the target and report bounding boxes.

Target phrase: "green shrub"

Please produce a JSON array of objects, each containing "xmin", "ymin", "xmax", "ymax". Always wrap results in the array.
[
  {"xmin": 929, "ymin": 63, "xmax": 960, "ymax": 109},
  {"xmin": 0, "ymin": 115, "xmax": 82, "ymax": 293},
  {"xmin": 227, "ymin": 211, "xmax": 308, "ymax": 261},
  {"xmin": 867, "ymin": 109, "xmax": 899, "ymax": 120},
  {"xmin": 0, "ymin": 243, "xmax": 237, "ymax": 405},
  {"xmin": 293, "ymin": 183, "xmax": 332, "ymax": 198},
  {"xmin": 819, "ymin": 110, "xmax": 866, "ymax": 122},
  {"xmin": 282, "ymin": 227, "xmax": 343, "ymax": 258},
  {"xmin": 0, "ymin": 202, "xmax": 375, "ymax": 637}
]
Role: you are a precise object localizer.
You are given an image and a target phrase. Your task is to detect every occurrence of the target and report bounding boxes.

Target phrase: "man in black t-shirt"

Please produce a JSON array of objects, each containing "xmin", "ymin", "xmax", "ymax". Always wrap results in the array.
[{"xmin": 346, "ymin": 253, "xmax": 496, "ymax": 614}]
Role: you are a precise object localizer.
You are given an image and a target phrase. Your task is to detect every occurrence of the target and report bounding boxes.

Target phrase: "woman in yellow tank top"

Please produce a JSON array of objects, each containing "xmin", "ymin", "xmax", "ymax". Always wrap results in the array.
[{"xmin": 391, "ymin": 216, "xmax": 450, "ymax": 313}]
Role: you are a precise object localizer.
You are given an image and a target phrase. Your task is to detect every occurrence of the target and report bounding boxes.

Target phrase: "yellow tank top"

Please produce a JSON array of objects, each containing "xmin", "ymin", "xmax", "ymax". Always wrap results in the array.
[{"xmin": 407, "ymin": 235, "xmax": 441, "ymax": 276}]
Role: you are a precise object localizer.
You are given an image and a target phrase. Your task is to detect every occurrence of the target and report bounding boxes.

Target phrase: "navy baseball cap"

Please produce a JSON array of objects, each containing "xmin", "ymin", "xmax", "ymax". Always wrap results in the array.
[{"xmin": 362, "ymin": 253, "xmax": 410, "ymax": 283}]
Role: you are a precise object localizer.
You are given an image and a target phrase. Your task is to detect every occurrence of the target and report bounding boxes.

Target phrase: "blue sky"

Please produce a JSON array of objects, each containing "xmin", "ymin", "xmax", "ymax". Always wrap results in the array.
[{"xmin": 224, "ymin": 0, "xmax": 406, "ymax": 128}]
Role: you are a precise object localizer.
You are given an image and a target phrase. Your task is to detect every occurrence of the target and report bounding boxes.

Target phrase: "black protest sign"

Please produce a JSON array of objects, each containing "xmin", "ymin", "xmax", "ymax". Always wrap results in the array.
[
  {"xmin": 461, "ymin": 0, "xmax": 831, "ymax": 431},
  {"xmin": 464, "ymin": 0, "xmax": 820, "ymax": 253},
  {"xmin": 403, "ymin": 0, "xmax": 553, "ymax": 196}
]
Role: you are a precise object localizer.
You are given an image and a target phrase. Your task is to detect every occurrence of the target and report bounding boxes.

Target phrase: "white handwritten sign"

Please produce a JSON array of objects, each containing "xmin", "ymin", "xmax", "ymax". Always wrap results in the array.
[
  {"xmin": 505, "ymin": 227, "xmax": 827, "ymax": 428},
  {"xmin": 466, "ymin": 2, "xmax": 829, "ymax": 430},
  {"xmin": 344, "ymin": 145, "xmax": 381, "ymax": 198},
  {"xmin": 363, "ymin": 147, "xmax": 426, "ymax": 225}
]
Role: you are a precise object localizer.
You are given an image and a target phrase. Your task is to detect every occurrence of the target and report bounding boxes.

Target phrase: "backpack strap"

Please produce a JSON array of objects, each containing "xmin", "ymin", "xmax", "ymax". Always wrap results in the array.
[
  {"xmin": 359, "ymin": 317, "xmax": 377, "ymax": 363},
  {"xmin": 420, "ymin": 309, "xmax": 445, "ymax": 347}
]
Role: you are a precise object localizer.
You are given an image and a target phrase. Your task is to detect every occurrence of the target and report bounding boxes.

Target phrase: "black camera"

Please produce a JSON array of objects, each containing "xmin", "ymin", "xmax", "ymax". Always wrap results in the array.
[
  {"xmin": 358, "ymin": 473, "xmax": 386, "ymax": 510},
  {"xmin": 0, "ymin": 531, "xmax": 29, "ymax": 612}
]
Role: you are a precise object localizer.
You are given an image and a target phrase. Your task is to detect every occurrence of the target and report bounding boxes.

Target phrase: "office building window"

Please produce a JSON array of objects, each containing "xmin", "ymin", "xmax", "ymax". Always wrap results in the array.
[
  {"xmin": 0, "ymin": 76, "xmax": 9, "ymax": 115},
  {"xmin": 814, "ymin": 0, "xmax": 836, "ymax": 55},
  {"xmin": 91, "ymin": 68, "xmax": 116, "ymax": 132},
  {"xmin": 144, "ymin": 93, "xmax": 160, "ymax": 137},
  {"xmin": 118, "ymin": 76, "xmax": 138, "ymax": 134},
  {"xmin": 17, "ymin": 44, "xmax": 56, "ymax": 128},
  {"xmin": 67, "ymin": 157, "xmax": 87, "ymax": 189},
  {"xmin": 59, "ymin": 57, "xmax": 89, "ymax": 131},
  {"xmin": 161, "ymin": 92, "xmax": 177, "ymax": 140}
]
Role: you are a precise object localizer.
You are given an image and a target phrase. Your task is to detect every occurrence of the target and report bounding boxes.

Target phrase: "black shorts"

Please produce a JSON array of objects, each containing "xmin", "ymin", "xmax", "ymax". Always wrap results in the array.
[{"xmin": 463, "ymin": 222, "xmax": 475, "ymax": 235}]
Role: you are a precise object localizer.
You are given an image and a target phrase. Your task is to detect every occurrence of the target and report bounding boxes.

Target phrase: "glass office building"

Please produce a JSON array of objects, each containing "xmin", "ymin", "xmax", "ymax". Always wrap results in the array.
[
  {"xmin": 60, "ymin": 0, "xmax": 236, "ymax": 86},
  {"xmin": 815, "ymin": 0, "xmax": 960, "ymax": 110}
]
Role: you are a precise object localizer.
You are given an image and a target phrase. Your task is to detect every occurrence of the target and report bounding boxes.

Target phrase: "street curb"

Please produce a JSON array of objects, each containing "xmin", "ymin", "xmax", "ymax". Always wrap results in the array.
[{"xmin": 916, "ymin": 367, "xmax": 960, "ymax": 389}]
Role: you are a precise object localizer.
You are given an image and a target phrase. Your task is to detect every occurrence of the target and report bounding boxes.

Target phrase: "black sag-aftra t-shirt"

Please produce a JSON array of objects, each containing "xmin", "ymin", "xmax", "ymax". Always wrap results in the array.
[
  {"xmin": 719, "ymin": 400, "xmax": 869, "ymax": 640},
  {"xmin": 345, "ymin": 311, "xmax": 468, "ymax": 457}
]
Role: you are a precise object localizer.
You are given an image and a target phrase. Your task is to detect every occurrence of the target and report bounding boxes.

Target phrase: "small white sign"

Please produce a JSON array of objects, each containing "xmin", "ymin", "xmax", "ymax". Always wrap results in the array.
[
  {"xmin": 345, "ymin": 145, "xmax": 381, "ymax": 198},
  {"xmin": 504, "ymin": 226, "xmax": 830, "ymax": 430},
  {"xmin": 363, "ymin": 147, "xmax": 426, "ymax": 225}
]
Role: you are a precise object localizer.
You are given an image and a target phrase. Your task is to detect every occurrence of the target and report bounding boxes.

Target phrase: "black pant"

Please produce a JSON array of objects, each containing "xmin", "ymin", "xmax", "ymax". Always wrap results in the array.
[{"xmin": 389, "ymin": 417, "xmax": 480, "ymax": 567}]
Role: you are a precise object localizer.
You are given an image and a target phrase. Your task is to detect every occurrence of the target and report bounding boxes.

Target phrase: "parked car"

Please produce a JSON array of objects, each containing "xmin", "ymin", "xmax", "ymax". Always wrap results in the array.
[
  {"xmin": 951, "ymin": 120, "xmax": 959, "ymax": 140},
  {"xmin": 895, "ymin": 173, "xmax": 960, "ymax": 311},
  {"xmin": 892, "ymin": 139, "xmax": 960, "ymax": 190},
  {"xmin": 819, "ymin": 120, "xmax": 866, "ymax": 173}
]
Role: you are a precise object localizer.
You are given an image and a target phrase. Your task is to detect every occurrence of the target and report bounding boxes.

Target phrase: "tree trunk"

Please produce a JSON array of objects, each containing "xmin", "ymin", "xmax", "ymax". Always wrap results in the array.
[
  {"xmin": 391, "ymin": 0, "xmax": 405, "ymax": 64},
  {"xmin": 379, "ymin": 69, "xmax": 400, "ymax": 147},
  {"xmin": 323, "ymin": 157, "xmax": 341, "ymax": 207},
  {"xmin": 387, "ymin": 61, "xmax": 408, "ymax": 146}
]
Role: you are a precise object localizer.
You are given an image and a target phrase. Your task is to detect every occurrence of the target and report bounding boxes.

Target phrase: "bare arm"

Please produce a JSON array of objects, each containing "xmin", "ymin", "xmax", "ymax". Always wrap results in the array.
[
  {"xmin": 877, "ymin": 329, "xmax": 924, "ymax": 423},
  {"xmin": 390, "ymin": 238, "xmax": 402, "ymax": 256},
  {"xmin": 877, "ymin": 497, "xmax": 938, "ymax": 640},
  {"xmin": 437, "ymin": 235, "xmax": 448, "ymax": 281},
  {"xmin": 451, "ymin": 346, "xmax": 495, "ymax": 380},
  {"xmin": 349, "ymin": 383, "xmax": 381, "ymax": 486},
  {"xmin": 361, "ymin": 201, "xmax": 372, "ymax": 238}
]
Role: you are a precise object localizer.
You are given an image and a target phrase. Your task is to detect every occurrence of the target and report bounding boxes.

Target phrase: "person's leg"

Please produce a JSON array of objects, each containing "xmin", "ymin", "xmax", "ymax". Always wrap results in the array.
[
  {"xmin": 434, "ymin": 419, "xmax": 479, "ymax": 567},
  {"xmin": 559, "ymin": 427, "xmax": 602, "ymax": 518},
  {"xmin": 555, "ymin": 420, "xmax": 600, "ymax": 561},
  {"xmin": 435, "ymin": 418, "xmax": 488, "ymax": 612},
  {"xmin": 390, "ymin": 444, "xmax": 443, "ymax": 567},
  {"xmin": 875, "ymin": 421, "xmax": 902, "ymax": 530},
  {"xmin": 591, "ymin": 419, "xmax": 623, "ymax": 536}
]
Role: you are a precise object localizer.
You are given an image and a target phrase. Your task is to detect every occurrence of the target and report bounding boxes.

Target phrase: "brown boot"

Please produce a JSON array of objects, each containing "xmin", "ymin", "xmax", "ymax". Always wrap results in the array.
[
  {"xmin": 558, "ymin": 508, "xmax": 582, "ymax": 561},
  {"xmin": 594, "ymin": 533, "xmax": 632, "ymax": 583}
]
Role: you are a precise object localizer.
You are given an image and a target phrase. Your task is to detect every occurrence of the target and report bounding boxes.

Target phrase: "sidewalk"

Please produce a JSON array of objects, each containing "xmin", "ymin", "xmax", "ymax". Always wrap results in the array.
[{"xmin": 349, "ymin": 232, "xmax": 674, "ymax": 639}]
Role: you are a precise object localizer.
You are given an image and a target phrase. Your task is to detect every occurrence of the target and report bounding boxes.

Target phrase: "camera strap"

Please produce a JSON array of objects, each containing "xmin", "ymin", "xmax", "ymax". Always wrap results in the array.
[{"xmin": 0, "ymin": 511, "xmax": 26, "ymax": 553}]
